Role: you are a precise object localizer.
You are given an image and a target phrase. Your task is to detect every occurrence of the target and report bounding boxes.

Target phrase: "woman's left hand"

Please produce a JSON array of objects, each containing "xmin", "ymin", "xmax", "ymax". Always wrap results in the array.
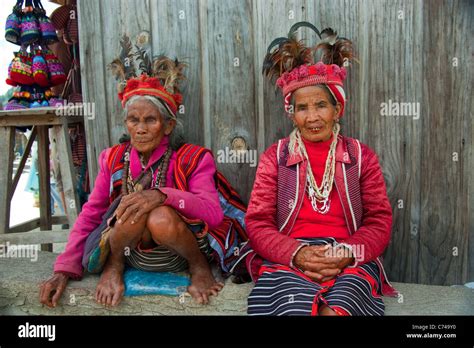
[{"xmin": 116, "ymin": 190, "xmax": 167, "ymax": 225}]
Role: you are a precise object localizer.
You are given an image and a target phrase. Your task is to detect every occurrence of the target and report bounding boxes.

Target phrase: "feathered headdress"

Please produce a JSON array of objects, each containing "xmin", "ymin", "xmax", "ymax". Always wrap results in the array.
[
  {"xmin": 262, "ymin": 22, "xmax": 321, "ymax": 81},
  {"xmin": 108, "ymin": 31, "xmax": 186, "ymax": 116},
  {"xmin": 263, "ymin": 22, "xmax": 354, "ymax": 116}
]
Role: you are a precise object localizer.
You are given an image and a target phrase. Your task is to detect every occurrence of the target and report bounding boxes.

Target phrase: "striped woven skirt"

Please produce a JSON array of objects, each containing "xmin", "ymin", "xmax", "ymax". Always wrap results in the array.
[
  {"xmin": 125, "ymin": 216, "xmax": 214, "ymax": 273},
  {"xmin": 125, "ymin": 234, "xmax": 213, "ymax": 272},
  {"xmin": 247, "ymin": 237, "xmax": 385, "ymax": 316}
]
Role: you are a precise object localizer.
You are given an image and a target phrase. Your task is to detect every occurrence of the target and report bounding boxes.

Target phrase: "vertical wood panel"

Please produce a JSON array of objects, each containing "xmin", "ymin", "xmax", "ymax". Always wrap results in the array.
[
  {"xmin": 100, "ymin": 0, "xmax": 125, "ymax": 145},
  {"xmin": 456, "ymin": 0, "xmax": 472, "ymax": 284},
  {"xmin": 469, "ymin": 0, "xmax": 474, "ymax": 281},
  {"xmin": 0, "ymin": 127, "xmax": 15, "ymax": 233},
  {"xmin": 306, "ymin": 0, "xmax": 364, "ymax": 140},
  {"xmin": 419, "ymin": 0, "xmax": 472, "ymax": 284},
  {"xmin": 37, "ymin": 126, "xmax": 52, "ymax": 251},
  {"xmin": 251, "ymin": 0, "xmax": 265, "ymax": 155},
  {"xmin": 356, "ymin": 0, "xmax": 425, "ymax": 284},
  {"xmin": 53, "ymin": 122, "xmax": 81, "ymax": 224},
  {"xmin": 102, "ymin": 0, "xmax": 153, "ymax": 144},
  {"xmin": 77, "ymin": 0, "xmax": 111, "ymax": 184},
  {"xmin": 255, "ymin": 0, "xmax": 308, "ymax": 149},
  {"xmin": 150, "ymin": 0, "xmax": 204, "ymax": 146},
  {"xmin": 198, "ymin": 0, "xmax": 212, "ymax": 148},
  {"xmin": 204, "ymin": 0, "xmax": 257, "ymax": 202}
]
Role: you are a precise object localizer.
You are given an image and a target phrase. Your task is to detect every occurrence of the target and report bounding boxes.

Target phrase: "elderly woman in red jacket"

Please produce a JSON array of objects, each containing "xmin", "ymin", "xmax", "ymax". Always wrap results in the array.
[{"xmin": 245, "ymin": 24, "xmax": 397, "ymax": 316}]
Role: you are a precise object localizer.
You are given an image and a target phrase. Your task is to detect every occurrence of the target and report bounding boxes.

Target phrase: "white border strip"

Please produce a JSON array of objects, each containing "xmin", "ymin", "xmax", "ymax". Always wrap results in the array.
[
  {"xmin": 356, "ymin": 139, "xmax": 362, "ymax": 179},
  {"xmin": 342, "ymin": 164, "xmax": 358, "ymax": 231},
  {"xmin": 280, "ymin": 161, "xmax": 299, "ymax": 232}
]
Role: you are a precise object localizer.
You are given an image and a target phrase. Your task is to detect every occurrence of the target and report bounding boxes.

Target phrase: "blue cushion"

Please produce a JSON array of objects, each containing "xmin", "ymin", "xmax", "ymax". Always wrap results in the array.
[{"xmin": 123, "ymin": 267, "xmax": 190, "ymax": 297}]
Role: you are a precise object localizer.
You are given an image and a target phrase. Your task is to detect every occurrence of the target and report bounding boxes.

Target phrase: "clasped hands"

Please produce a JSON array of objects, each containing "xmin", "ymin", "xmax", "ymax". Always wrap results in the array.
[{"xmin": 293, "ymin": 244, "xmax": 354, "ymax": 283}]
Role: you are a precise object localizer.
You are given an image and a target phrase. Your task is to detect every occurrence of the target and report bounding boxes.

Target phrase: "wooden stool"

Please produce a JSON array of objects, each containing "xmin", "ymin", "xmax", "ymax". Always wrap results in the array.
[{"xmin": 0, "ymin": 106, "xmax": 83, "ymax": 249}]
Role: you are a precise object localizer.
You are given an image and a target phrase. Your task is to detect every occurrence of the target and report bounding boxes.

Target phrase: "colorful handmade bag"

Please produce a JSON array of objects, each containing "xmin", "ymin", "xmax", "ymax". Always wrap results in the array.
[
  {"xmin": 19, "ymin": 86, "xmax": 33, "ymax": 108},
  {"xmin": 48, "ymin": 96, "xmax": 66, "ymax": 107},
  {"xmin": 30, "ymin": 89, "xmax": 48, "ymax": 107},
  {"xmin": 9, "ymin": 49, "xmax": 34, "ymax": 86},
  {"xmin": 33, "ymin": 0, "xmax": 58, "ymax": 44},
  {"xmin": 43, "ymin": 49, "xmax": 66, "ymax": 86},
  {"xmin": 20, "ymin": 0, "xmax": 40, "ymax": 45},
  {"xmin": 6, "ymin": 58, "xmax": 18, "ymax": 86},
  {"xmin": 4, "ymin": 90, "xmax": 27, "ymax": 110},
  {"xmin": 5, "ymin": 0, "xmax": 24, "ymax": 45},
  {"xmin": 31, "ymin": 47, "xmax": 49, "ymax": 87}
]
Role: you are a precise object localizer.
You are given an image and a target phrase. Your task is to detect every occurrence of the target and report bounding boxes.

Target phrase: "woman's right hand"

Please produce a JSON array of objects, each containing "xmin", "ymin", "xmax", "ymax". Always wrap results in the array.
[{"xmin": 39, "ymin": 273, "xmax": 69, "ymax": 308}]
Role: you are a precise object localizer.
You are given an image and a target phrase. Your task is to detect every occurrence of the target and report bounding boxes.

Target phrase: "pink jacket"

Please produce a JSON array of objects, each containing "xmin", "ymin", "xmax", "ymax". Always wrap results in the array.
[{"xmin": 54, "ymin": 136, "xmax": 224, "ymax": 279}]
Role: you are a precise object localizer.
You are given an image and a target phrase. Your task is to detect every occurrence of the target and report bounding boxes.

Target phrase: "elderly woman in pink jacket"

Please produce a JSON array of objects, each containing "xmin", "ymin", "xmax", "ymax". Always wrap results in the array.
[{"xmin": 39, "ymin": 57, "xmax": 225, "ymax": 307}]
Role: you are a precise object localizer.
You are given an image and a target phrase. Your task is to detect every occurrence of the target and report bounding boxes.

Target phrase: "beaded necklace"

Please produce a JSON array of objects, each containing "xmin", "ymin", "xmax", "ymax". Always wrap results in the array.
[
  {"xmin": 295, "ymin": 123, "xmax": 340, "ymax": 214},
  {"xmin": 121, "ymin": 145, "xmax": 172, "ymax": 195}
]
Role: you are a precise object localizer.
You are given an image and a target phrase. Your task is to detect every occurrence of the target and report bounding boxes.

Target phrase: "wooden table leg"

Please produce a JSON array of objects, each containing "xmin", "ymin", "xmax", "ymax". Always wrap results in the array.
[
  {"xmin": 0, "ymin": 127, "xmax": 15, "ymax": 234},
  {"xmin": 37, "ymin": 126, "xmax": 52, "ymax": 251},
  {"xmin": 53, "ymin": 122, "xmax": 80, "ymax": 226},
  {"xmin": 9, "ymin": 127, "xmax": 37, "ymax": 202}
]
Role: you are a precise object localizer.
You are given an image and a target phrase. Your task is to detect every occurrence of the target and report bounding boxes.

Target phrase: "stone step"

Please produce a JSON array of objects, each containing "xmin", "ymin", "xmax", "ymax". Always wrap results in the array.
[{"xmin": 0, "ymin": 251, "xmax": 473, "ymax": 315}]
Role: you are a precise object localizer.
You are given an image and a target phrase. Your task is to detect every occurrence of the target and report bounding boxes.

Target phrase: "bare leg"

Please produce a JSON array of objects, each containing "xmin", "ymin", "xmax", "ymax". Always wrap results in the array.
[
  {"xmin": 147, "ymin": 206, "xmax": 224, "ymax": 304},
  {"xmin": 95, "ymin": 214, "xmax": 146, "ymax": 307}
]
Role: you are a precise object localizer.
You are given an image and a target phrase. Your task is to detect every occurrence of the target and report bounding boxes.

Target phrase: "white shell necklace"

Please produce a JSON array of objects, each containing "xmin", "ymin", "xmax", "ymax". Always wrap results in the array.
[{"xmin": 295, "ymin": 123, "xmax": 340, "ymax": 214}]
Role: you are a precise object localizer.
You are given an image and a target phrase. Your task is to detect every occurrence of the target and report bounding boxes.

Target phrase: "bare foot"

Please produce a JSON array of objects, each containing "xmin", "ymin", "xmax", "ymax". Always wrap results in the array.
[
  {"xmin": 187, "ymin": 261, "xmax": 224, "ymax": 304},
  {"xmin": 95, "ymin": 260, "xmax": 125, "ymax": 307}
]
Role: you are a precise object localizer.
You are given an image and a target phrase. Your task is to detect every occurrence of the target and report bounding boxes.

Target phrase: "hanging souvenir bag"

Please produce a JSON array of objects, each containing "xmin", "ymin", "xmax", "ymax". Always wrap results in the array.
[
  {"xmin": 43, "ymin": 49, "xmax": 66, "ymax": 86},
  {"xmin": 31, "ymin": 47, "xmax": 49, "ymax": 87},
  {"xmin": 29, "ymin": 86, "xmax": 46, "ymax": 108},
  {"xmin": 10, "ymin": 48, "xmax": 34, "ymax": 85},
  {"xmin": 20, "ymin": 0, "xmax": 40, "ymax": 45},
  {"xmin": 33, "ymin": 0, "xmax": 58, "ymax": 44},
  {"xmin": 6, "ymin": 57, "xmax": 18, "ymax": 86},
  {"xmin": 19, "ymin": 85, "xmax": 33, "ymax": 108},
  {"xmin": 4, "ymin": 90, "xmax": 27, "ymax": 110},
  {"xmin": 5, "ymin": 0, "xmax": 24, "ymax": 45}
]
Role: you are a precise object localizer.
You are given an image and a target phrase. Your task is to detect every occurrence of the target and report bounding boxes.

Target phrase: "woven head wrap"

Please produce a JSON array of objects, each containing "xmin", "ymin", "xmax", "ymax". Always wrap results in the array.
[
  {"xmin": 109, "ymin": 32, "xmax": 186, "ymax": 118},
  {"xmin": 277, "ymin": 62, "xmax": 347, "ymax": 116},
  {"xmin": 118, "ymin": 74, "xmax": 183, "ymax": 117}
]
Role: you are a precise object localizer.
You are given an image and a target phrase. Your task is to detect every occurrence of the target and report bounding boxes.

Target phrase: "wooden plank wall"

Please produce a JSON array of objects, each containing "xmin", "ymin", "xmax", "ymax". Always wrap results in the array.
[{"xmin": 77, "ymin": 0, "xmax": 473, "ymax": 285}]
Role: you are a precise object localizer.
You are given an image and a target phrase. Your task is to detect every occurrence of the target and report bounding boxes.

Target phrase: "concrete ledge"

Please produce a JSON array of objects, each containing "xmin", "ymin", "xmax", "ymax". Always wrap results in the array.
[{"xmin": 0, "ymin": 251, "xmax": 473, "ymax": 315}]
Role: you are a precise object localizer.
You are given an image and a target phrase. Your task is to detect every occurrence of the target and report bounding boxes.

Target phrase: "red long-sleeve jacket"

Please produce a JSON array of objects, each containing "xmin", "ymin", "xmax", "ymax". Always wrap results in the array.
[{"xmin": 245, "ymin": 134, "xmax": 397, "ymax": 296}]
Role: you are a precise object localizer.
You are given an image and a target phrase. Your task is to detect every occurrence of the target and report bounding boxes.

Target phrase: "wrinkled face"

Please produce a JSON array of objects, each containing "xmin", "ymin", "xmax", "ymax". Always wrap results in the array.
[
  {"xmin": 125, "ymin": 99, "xmax": 175, "ymax": 157},
  {"xmin": 291, "ymin": 85, "xmax": 341, "ymax": 142}
]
